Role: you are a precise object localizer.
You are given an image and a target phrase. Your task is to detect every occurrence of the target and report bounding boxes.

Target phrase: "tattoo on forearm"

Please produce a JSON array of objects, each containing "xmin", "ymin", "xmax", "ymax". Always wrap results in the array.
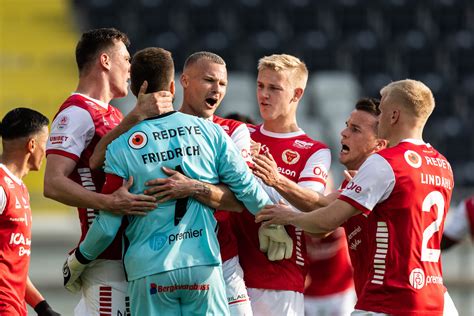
[{"xmin": 193, "ymin": 183, "xmax": 211, "ymax": 197}]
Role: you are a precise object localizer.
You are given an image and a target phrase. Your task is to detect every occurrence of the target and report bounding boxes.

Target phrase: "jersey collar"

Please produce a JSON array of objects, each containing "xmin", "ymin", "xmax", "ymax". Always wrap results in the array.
[
  {"xmin": 0, "ymin": 164, "xmax": 23, "ymax": 186},
  {"xmin": 260, "ymin": 124, "xmax": 305, "ymax": 138},
  {"xmin": 400, "ymin": 138, "xmax": 432, "ymax": 147},
  {"xmin": 72, "ymin": 93, "xmax": 109, "ymax": 110}
]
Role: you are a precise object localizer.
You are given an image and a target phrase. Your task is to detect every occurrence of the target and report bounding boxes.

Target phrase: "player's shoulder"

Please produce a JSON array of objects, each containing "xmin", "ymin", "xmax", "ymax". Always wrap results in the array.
[
  {"xmin": 294, "ymin": 134, "xmax": 329, "ymax": 152},
  {"xmin": 213, "ymin": 115, "xmax": 246, "ymax": 132}
]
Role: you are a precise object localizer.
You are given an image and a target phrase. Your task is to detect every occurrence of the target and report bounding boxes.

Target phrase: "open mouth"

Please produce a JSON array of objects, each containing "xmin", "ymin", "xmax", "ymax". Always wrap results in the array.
[
  {"xmin": 341, "ymin": 144, "xmax": 350, "ymax": 154},
  {"xmin": 205, "ymin": 98, "xmax": 218, "ymax": 107}
]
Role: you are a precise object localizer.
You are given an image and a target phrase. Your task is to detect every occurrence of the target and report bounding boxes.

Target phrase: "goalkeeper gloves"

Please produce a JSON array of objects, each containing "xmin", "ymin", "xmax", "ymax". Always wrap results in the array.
[
  {"xmin": 258, "ymin": 225, "xmax": 293, "ymax": 261},
  {"xmin": 63, "ymin": 248, "xmax": 91, "ymax": 293},
  {"xmin": 34, "ymin": 300, "xmax": 61, "ymax": 316}
]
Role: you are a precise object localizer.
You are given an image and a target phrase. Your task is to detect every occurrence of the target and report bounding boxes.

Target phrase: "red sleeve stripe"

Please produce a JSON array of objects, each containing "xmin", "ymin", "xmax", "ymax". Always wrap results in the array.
[
  {"xmin": 298, "ymin": 177, "xmax": 326, "ymax": 185},
  {"xmin": 338, "ymin": 195, "xmax": 371, "ymax": 215},
  {"xmin": 46, "ymin": 149, "xmax": 80, "ymax": 162}
]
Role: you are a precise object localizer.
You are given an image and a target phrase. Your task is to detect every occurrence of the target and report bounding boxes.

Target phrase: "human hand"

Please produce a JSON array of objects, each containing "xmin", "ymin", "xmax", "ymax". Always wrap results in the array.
[
  {"xmin": 107, "ymin": 176, "xmax": 157, "ymax": 215},
  {"xmin": 133, "ymin": 81, "xmax": 174, "ymax": 120},
  {"xmin": 250, "ymin": 139, "xmax": 261, "ymax": 157},
  {"xmin": 144, "ymin": 167, "xmax": 197, "ymax": 203},
  {"xmin": 252, "ymin": 151, "xmax": 281, "ymax": 187},
  {"xmin": 343, "ymin": 169, "xmax": 357, "ymax": 182},
  {"xmin": 255, "ymin": 201, "xmax": 299, "ymax": 227},
  {"xmin": 258, "ymin": 224, "xmax": 293, "ymax": 261},
  {"xmin": 63, "ymin": 250, "xmax": 87, "ymax": 293}
]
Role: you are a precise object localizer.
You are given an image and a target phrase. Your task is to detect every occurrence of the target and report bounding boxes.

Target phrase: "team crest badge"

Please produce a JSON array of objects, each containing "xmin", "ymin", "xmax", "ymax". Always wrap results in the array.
[
  {"xmin": 282, "ymin": 149, "xmax": 300, "ymax": 165},
  {"xmin": 57, "ymin": 115, "xmax": 69, "ymax": 129},
  {"xmin": 404, "ymin": 150, "xmax": 422, "ymax": 168},
  {"xmin": 128, "ymin": 131, "xmax": 148, "ymax": 150}
]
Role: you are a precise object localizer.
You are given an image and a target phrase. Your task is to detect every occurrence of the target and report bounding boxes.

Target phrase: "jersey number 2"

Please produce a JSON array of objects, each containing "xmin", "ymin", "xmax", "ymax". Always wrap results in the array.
[{"xmin": 421, "ymin": 190, "xmax": 445, "ymax": 262}]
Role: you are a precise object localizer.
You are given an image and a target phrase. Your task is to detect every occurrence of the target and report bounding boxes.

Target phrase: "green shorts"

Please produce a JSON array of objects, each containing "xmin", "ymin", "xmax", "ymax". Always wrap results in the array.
[{"xmin": 129, "ymin": 265, "xmax": 229, "ymax": 316}]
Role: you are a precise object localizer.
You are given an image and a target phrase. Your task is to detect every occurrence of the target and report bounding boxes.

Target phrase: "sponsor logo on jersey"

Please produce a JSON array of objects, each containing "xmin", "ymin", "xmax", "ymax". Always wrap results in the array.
[
  {"xmin": 346, "ymin": 181, "xmax": 363, "ymax": 193},
  {"xmin": 221, "ymin": 125, "xmax": 230, "ymax": 131},
  {"xmin": 277, "ymin": 167, "xmax": 296, "ymax": 178},
  {"xmin": 149, "ymin": 229, "xmax": 204, "ymax": 251},
  {"xmin": 57, "ymin": 115, "xmax": 69, "ymax": 129},
  {"xmin": 404, "ymin": 150, "xmax": 422, "ymax": 168},
  {"xmin": 128, "ymin": 131, "xmax": 148, "ymax": 150},
  {"xmin": 228, "ymin": 293, "xmax": 249, "ymax": 304},
  {"xmin": 409, "ymin": 268, "xmax": 425, "ymax": 289},
  {"xmin": 15, "ymin": 196, "xmax": 22, "ymax": 209},
  {"xmin": 247, "ymin": 126, "xmax": 256, "ymax": 133},
  {"xmin": 150, "ymin": 283, "xmax": 210, "ymax": 295},
  {"xmin": 313, "ymin": 165, "xmax": 328, "ymax": 180},
  {"xmin": 149, "ymin": 233, "xmax": 168, "ymax": 251},
  {"xmin": 4, "ymin": 176, "xmax": 15, "ymax": 189},
  {"xmin": 293, "ymin": 139, "xmax": 313, "ymax": 149},
  {"xmin": 49, "ymin": 135, "xmax": 69, "ymax": 145},
  {"xmin": 282, "ymin": 149, "xmax": 300, "ymax": 165}
]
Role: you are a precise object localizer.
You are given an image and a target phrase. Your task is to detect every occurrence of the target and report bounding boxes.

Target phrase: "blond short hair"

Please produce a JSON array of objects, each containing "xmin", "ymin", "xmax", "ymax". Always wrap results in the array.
[
  {"xmin": 258, "ymin": 54, "xmax": 308, "ymax": 89},
  {"xmin": 380, "ymin": 79, "xmax": 435, "ymax": 120}
]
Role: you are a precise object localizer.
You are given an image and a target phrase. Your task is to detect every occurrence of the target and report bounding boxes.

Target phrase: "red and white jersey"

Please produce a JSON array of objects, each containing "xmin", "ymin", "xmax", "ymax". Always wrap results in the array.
[
  {"xmin": 444, "ymin": 195, "xmax": 474, "ymax": 241},
  {"xmin": 0, "ymin": 164, "xmax": 32, "ymax": 316},
  {"xmin": 234, "ymin": 124, "xmax": 331, "ymax": 293},
  {"xmin": 339, "ymin": 139, "xmax": 454, "ymax": 315},
  {"xmin": 304, "ymin": 228, "xmax": 354, "ymax": 297},
  {"xmin": 46, "ymin": 93, "xmax": 123, "ymax": 260},
  {"xmin": 339, "ymin": 179, "xmax": 369, "ymax": 298},
  {"xmin": 211, "ymin": 115, "xmax": 252, "ymax": 262}
]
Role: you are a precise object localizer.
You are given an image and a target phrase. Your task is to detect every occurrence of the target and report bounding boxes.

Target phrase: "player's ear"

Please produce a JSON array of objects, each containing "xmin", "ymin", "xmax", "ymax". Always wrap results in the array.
[
  {"xmin": 180, "ymin": 73, "xmax": 188, "ymax": 88},
  {"xmin": 292, "ymin": 87, "xmax": 304, "ymax": 103},
  {"xmin": 100, "ymin": 52, "xmax": 111, "ymax": 70},
  {"xmin": 26, "ymin": 137, "xmax": 36, "ymax": 154},
  {"xmin": 169, "ymin": 80, "xmax": 175, "ymax": 96},
  {"xmin": 375, "ymin": 139, "xmax": 388, "ymax": 151}
]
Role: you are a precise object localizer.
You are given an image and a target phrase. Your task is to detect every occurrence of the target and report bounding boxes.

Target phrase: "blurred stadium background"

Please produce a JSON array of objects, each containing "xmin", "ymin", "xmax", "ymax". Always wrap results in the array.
[{"xmin": 0, "ymin": 0, "xmax": 473, "ymax": 314}]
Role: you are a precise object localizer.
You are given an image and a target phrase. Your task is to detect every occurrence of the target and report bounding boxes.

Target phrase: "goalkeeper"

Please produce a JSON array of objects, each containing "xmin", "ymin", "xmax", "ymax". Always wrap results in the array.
[{"xmin": 62, "ymin": 47, "xmax": 291, "ymax": 315}]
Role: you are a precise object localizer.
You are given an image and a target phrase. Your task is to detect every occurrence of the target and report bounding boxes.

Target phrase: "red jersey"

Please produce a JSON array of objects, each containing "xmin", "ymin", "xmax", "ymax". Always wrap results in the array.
[
  {"xmin": 444, "ymin": 195, "xmax": 474, "ymax": 242},
  {"xmin": 234, "ymin": 124, "xmax": 331, "ymax": 292},
  {"xmin": 0, "ymin": 164, "xmax": 32, "ymax": 315},
  {"xmin": 304, "ymin": 228, "xmax": 354, "ymax": 297},
  {"xmin": 212, "ymin": 115, "xmax": 252, "ymax": 262},
  {"xmin": 46, "ymin": 93, "xmax": 123, "ymax": 260},
  {"xmin": 339, "ymin": 179, "xmax": 369, "ymax": 298},
  {"xmin": 339, "ymin": 139, "xmax": 454, "ymax": 315}
]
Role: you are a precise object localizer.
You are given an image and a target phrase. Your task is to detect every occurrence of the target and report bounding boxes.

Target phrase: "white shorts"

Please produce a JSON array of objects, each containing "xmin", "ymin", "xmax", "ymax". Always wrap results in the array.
[
  {"xmin": 74, "ymin": 259, "xmax": 128, "ymax": 316},
  {"xmin": 351, "ymin": 291, "xmax": 458, "ymax": 316},
  {"xmin": 247, "ymin": 288, "xmax": 304, "ymax": 316},
  {"xmin": 304, "ymin": 287, "xmax": 356, "ymax": 316},
  {"xmin": 222, "ymin": 256, "xmax": 253, "ymax": 316}
]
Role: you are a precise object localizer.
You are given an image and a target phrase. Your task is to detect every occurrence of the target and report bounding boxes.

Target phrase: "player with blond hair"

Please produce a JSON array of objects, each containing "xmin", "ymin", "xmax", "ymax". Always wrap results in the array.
[{"xmin": 257, "ymin": 79, "xmax": 458, "ymax": 315}]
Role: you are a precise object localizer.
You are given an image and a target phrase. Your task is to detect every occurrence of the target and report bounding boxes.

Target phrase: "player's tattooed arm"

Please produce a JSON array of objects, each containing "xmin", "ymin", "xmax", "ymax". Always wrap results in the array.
[
  {"xmin": 90, "ymin": 81, "xmax": 173, "ymax": 170},
  {"xmin": 144, "ymin": 167, "xmax": 245, "ymax": 212}
]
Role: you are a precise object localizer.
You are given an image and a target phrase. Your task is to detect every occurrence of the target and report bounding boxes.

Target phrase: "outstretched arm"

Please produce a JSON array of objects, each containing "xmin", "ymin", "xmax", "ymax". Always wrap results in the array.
[
  {"xmin": 90, "ymin": 81, "xmax": 174, "ymax": 169},
  {"xmin": 256, "ymin": 199, "xmax": 360, "ymax": 234}
]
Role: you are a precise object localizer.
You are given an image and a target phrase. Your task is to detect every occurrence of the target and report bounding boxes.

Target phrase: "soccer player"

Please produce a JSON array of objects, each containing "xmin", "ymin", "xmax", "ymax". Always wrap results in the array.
[
  {"xmin": 63, "ymin": 47, "xmax": 273, "ymax": 315},
  {"xmin": 0, "ymin": 108, "xmax": 60, "ymax": 316},
  {"xmin": 43, "ymin": 28, "xmax": 171, "ymax": 315},
  {"xmin": 305, "ymin": 98, "xmax": 386, "ymax": 315},
  {"xmin": 442, "ymin": 195, "xmax": 474, "ymax": 250},
  {"xmin": 256, "ymin": 79, "xmax": 458, "ymax": 315},
  {"xmin": 145, "ymin": 51, "xmax": 256, "ymax": 315},
  {"xmin": 233, "ymin": 54, "xmax": 331, "ymax": 316}
]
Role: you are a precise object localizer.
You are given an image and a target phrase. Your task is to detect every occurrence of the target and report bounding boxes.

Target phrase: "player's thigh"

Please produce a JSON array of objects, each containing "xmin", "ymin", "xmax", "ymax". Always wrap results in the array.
[
  {"xmin": 179, "ymin": 265, "xmax": 230, "ymax": 316},
  {"xmin": 222, "ymin": 256, "xmax": 253, "ymax": 316},
  {"xmin": 128, "ymin": 275, "xmax": 182, "ymax": 316},
  {"xmin": 80, "ymin": 259, "xmax": 128, "ymax": 316},
  {"xmin": 248, "ymin": 288, "xmax": 304, "ymax": 316}
]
